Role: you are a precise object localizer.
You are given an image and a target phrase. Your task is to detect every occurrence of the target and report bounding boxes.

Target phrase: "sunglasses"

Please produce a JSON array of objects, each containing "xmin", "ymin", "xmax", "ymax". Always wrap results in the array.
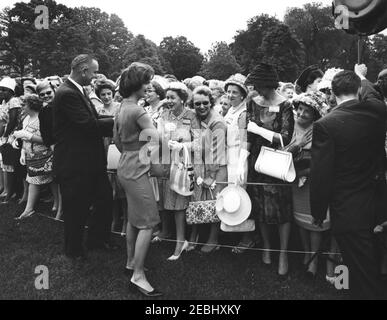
[
  {"xmin": 39, "ymin": 91, "xmax": 53, "ymax": 97},
  {"xmin": 194, "ymin": 101, "xmax": 210, "ymax": 107}
]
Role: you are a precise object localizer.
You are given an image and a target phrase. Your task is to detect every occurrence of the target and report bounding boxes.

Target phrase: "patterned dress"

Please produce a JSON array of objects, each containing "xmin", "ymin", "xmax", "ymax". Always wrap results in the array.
[
  {"xmin": 23, "ymin": 115, "xmax": 53, "ymax": 185},
  {"xmin": 246, "ymin": 97, "xmax": 294, "ymax": 224},
  {"xmin": 158, "ymin": 107, "xmax": 200, "ymax": 211}
]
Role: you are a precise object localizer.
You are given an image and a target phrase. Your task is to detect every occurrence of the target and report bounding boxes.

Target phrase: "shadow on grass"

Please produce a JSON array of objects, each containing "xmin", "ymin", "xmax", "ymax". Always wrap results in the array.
[{"xmin": 0, "ymin": 200, "xmax": 346, "ymax": 300}]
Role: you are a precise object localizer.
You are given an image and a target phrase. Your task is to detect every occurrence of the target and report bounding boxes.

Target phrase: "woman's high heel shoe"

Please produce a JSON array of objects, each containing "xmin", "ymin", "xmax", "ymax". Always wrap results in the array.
[
  {"xmin": 186, "ymin": 234, "xmax": 199, "ymax": 252},
  {"xmin": 167, "ymin": 240, "xmax": 189, "ymax": 261},
  {"xmin": 15, "ymin": 210, "xmax": 35, "ymax": 220}
]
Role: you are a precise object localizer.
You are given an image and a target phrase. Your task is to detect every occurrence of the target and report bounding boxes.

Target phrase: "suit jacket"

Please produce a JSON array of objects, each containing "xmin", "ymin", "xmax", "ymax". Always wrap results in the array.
[
  {"xmin": 52, "ymin": 79, "xmax": 113, "ymax": 180},
  {"xmin": 310, "ymin": 98, "xmax": 387, "ymax": 234},
  {"xmin": 360, "ymin": 79, "xmax": 383, "ymax": 102}
]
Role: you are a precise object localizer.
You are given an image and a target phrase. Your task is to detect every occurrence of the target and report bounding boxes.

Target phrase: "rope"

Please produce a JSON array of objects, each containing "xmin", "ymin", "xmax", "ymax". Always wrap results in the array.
[
  {"xmin": 34, "ymin": 212, "xmax": 341, "ymax": 256},
  {"xmin": 107, "ymin": 170, "xmax": 292, "ymax": 187}
]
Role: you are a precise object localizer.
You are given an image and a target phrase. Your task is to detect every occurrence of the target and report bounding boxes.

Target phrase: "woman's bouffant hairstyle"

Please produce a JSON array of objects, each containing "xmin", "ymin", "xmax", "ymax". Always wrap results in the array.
[
  {"xmin": 151, "ymin": 80, "xmax": 166, "ymax": 100},
  {"xmin": 119, "ymin": 62, "xmax": 155, "ymax": 98},
  {"xmin": 189, "ymin": 85, "xmax": 215, "ymax": 108},
  {"xmin": 36, "ymin": 81, "xmax": 56, "ymax": 94},
  {"xmin": 22, "ymin": 94, "xmax": 43, "ymax": 112},
  {"xmin": 95, "ymin": 80, "xmax": 116, "ymax": 99}
]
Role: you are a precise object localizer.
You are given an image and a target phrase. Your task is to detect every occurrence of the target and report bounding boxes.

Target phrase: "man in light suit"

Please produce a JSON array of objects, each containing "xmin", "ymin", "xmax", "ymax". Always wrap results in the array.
[
  {"xmin": 310, "ymin": 70, "xmax": 387, "ymax": 299},
  {"xmin": 53, "ymin": 54, "xmax": 115, "ymax": 260}
]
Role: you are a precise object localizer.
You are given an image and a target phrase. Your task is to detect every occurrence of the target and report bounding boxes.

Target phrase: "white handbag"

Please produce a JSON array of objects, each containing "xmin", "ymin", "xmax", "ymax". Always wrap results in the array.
[
  {"xmin": 220, "ymin": 219, "xmax": 255, "ymax": 232},
  {"xmin": 169, "ymin": 144, "xmax": 195, "ymax": 196},
  {"xmin": 107, "ymin": 144, "xmax": 121, "ymax": 170},
  {"xmin": 254, "ymin": 135, "xmax": 296, "ymax": 183}
]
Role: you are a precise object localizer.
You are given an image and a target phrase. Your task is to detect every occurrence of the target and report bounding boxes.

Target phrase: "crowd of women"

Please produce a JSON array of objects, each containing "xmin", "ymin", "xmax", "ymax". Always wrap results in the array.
[{"xmin": 1, "ymin": 59, "xmax": 386, "ymax": 298}]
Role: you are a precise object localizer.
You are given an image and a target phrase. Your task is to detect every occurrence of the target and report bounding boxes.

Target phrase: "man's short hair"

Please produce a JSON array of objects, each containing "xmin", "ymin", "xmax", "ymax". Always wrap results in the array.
[
  {"xmin": 71, "ymin": 54, "xmax": 95, "ymax": 72},
  {"xmin": 331, "ymin": 70, "xmax": 361, "ymax": 97}
]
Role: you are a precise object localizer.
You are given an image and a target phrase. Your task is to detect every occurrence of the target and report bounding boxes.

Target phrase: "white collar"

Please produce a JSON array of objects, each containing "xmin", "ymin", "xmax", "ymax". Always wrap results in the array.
[
  {"xmin": 68, "ymin": 77, "xmax": 84, "ymax": 95},
  {"xmin": 229, "ymin": 102, "xmax": 245, "ymax": 114}
]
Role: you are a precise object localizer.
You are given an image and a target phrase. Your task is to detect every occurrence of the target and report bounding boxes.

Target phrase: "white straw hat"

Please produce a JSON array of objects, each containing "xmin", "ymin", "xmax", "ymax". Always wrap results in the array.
[{"xmin": 216, "ymin": 185, "xmax": 251, "ymax": 226}]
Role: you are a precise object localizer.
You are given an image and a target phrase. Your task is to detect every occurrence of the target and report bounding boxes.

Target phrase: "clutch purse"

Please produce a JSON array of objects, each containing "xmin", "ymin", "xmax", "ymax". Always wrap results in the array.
[{"xmin": 186, "ymin": 189, "xmax": 220, "ymax": 225}]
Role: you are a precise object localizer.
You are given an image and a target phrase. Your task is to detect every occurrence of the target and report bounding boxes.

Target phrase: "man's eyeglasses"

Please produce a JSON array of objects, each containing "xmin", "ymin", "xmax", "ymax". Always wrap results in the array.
[
  {"xmin": 194, "ymin": 101, "xmax": 210, "ymax": 107},
  {"xmin": 39, "ymin": 91, "xmax": 53, "ymax": 97}
]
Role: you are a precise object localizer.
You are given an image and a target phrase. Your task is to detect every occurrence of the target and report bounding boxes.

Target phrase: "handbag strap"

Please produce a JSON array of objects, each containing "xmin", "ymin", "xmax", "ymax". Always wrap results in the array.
[
  {"xmin": 182, "ymin": 143, "xmax": 190, "ymax": 167},
  {"xmin": 208, "ymin": 188, "xmax": 214, "ymax": 200},
  {"xmin": 278, "ymin": 134, "xmax": 284, "ymax": 149}
]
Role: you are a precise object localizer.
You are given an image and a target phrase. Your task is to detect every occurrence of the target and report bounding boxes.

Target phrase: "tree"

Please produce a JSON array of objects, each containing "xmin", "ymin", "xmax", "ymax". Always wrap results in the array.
[
  {"xmin": 70, "ymin": 7, "xmax": 132, "ymax": 78},
  {"xmin": 0, "ymin": 0, "xmax": 73, "ymax": 77},
  {"xmin": 200, "ymin": 42, "xmax": 242, "ymax": 80},
  {"xmin": 159, "ymin": 36, "xmax": 203, "ymax": 80},
  {"xmin": 230, "ymin": 14, "xmax": 282, "ymax": 74},
  {"xmin": 122, "ymin": 34, "xmax": 165, "ymax": 75},
  {"xmin": 284, "ymin": 2, "xmax": 362, "ymax": 71},
  {"xmin": 0, "ymin": 0, "xmax": 133, "ymax": 78},
  {"xmin": 260, "ymin": 24, "xmax": 306, "ymax": 82}
]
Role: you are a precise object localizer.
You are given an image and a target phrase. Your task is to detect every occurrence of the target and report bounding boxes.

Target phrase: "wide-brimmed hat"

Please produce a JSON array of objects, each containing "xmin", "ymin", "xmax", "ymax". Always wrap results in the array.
[
  {"xmin": 318, "ymin": 68, "xmax": 344, "ymax": 91},
  {"xmin": 245, "ymin": 63, "xmax": 279, "ymax": 89},
  {"xmin": 295, "ymin": 65, "xmax": 324, "ymax": 93},
  {"xmin": 216, "ymin": 185, "xmax": 251, "ymax": 226},
  {"xmin": 224, "ymin": 74, "xmax": 248, "ymax": 97},
  {"xmin": 0, "ymin": 77, "xmax": 16, "ymax": 93},
  {"xmin": 293, "ymin": 91, "xmax": 329, "ymax": 119}
]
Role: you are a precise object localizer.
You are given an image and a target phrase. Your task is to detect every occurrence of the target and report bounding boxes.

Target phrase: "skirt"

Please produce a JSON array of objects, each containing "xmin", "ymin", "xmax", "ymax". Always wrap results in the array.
[
  {"xmin": 292, "ymin": 180, "xmax": 330, "ymax": 232},
  {"xmin": 247, "ymin": 175, "xmax": 293, "ymax": 225},
  {"xmin": 118, "ymin": 173, "xmax": 160, "ymax": 230}
]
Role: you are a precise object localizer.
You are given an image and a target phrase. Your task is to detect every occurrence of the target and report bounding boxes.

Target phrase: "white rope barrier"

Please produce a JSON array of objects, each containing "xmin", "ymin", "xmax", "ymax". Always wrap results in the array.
[{"xmin": 34, "ymin": 212, "xmax": 341, "ymax": 256}]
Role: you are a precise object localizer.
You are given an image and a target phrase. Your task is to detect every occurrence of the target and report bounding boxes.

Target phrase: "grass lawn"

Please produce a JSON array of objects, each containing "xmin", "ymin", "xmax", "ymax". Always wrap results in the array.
[{"xmin": 0, "ymin": 199, "xmax": 351, "ymax": 300}]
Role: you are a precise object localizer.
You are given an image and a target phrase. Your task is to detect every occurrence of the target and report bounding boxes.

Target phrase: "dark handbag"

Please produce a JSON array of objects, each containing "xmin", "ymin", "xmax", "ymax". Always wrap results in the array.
[{"xmin": 186, "ymin": 189, "xmax": 220, "ymax": 225}]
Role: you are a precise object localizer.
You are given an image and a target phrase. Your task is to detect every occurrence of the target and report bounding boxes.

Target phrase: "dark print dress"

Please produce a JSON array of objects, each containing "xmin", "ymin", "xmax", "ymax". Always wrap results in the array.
[{"xmin": 246, "ymin": 97, "xmax": 295, "ymax": 224}]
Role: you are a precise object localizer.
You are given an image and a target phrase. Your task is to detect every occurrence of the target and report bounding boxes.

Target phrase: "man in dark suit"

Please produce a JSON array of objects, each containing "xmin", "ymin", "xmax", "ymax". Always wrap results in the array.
[
  {"xmin": 310, "ymin": 70, "xmax": 387, "ymax": 299},
  {"xmin": 53, "ymin": 54, "xmax": 114, "ymax": 259}
]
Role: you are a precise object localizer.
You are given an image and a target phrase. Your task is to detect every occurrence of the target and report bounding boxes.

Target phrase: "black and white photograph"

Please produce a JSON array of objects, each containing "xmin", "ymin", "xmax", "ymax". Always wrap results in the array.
[{"xmin": 0, "ymin": 0, "xmax": 387, "ymax": 304}]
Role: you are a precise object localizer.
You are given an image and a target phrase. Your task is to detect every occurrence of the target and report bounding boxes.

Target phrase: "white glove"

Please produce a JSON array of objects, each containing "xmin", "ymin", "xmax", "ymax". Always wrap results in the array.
[
  {"xmin": 236, "ymin": 148, "xmax": 250, "ymax": 185},
  {"xmin": 0, "ymin": 137, "xmax": 7, "ymax": 146},
  {"xmin": 247, "ymin": 122, "xmax": 274, "ymax": 143},
  {"xmin": 354, "ymin": 64, "xmax": 367, "ymax": 80},
  {"xmin": 13, "ymin": 130, "xmax": 33, "ymax": 141},
  {"xmin": 11, "ymin": 138, "xmax": 20, "ymax": 149},
  {"xmin": 168, "ymin": 140, "xmax": 183, "ymax": 151},
  {"xmin": 20, "ymin": 150, "xmax": 26, "ymax": 166}
]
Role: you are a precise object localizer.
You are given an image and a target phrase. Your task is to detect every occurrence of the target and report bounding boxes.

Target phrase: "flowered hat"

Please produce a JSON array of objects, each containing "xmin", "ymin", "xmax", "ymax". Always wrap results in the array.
[
  {"xmin": 293, "ymin": 91, "xmax": 329, "ymax": 119},
  {"xmin": 224, "ymin": 73, "xmax": 248, "ymax": 97}
]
